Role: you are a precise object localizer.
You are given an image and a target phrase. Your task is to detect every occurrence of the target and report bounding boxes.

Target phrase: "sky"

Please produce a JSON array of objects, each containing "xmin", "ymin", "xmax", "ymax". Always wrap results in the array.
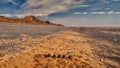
[{"xmin": 0, "ymin": 0, "xmax": 120, "ymax": 26}]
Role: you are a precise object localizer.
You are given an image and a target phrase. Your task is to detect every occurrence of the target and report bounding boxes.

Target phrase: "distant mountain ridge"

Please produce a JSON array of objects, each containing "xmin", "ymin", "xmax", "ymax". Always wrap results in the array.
[{"xmin": 0, "ymin": 16, "xmax": 63, "ymax": 26}]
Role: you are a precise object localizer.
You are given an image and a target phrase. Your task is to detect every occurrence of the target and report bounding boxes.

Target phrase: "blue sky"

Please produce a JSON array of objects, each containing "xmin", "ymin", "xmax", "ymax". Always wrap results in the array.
[{"xmin": 0, "ymin": 0, "xmax": 120, "ymax": 26}]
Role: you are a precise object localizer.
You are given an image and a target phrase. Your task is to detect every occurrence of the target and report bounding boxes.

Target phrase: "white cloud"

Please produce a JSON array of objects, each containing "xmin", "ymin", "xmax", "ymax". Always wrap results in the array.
[
  {"xmin": 8, "ymin": 0, "xmax": 18, "ymax": 5},
  {"xmin": 0, "ymin": 13, "xmax": 48, "ymax": 18},
  {"xmin": 74, "ymin": 12, "xmax": 81, "ymax": 14},
  {"xmin": 82, "ymin": 12, "xmax": 88, "ymax": 14},
  {"xmin": 0, "ymin": 14, "xmax": 12, "ymax": 17},
  {"xmin": 21, "ymin": 0, "xmax": 86, "ymax": 16},
  {"xmin": 73, "ymin": 5, "xmax": 90, "ymax": 8},
  {"xmin": 74, "ymin": 12, "xmax": 107, "ymax": 14},
  {"xmin": 74, "ymin": 11, "xmax": 120, "ymax": 15},
  {"xmin": 74, "ymin": 12, "xmax": 88, "ymax": 14},
  {"xmin": 114, "ymin": 12, "xmax": 120, "ymax": 14},
  {"xmin": 107, "ymin": 11, "xmax": 120, "ymax": 14},
  {"xmin": 107, "ymin": 10, "xmax": 114, "ymax": 14},
  {"xmin": 0, "ymin": 0, "xmax": 18, "ymax": 5},
  {"xmin": 91, "ymin": 12, "xmax": 106, "ymax": 14}
]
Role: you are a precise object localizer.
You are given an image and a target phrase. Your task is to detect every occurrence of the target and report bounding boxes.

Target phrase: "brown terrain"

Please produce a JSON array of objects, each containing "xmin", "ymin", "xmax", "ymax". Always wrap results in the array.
[
  {"xmin": 0, "ymin": 17, "xmax": 120, "ymax": 68},
  {"xmin": 0, "ymin": 16, "xmax": 63, "ymax": 26}
]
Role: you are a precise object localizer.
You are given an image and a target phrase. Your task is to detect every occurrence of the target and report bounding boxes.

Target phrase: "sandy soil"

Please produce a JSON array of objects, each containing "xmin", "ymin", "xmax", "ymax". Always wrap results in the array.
[{"xmin": 0, "ymin": 23, "xmax": 120, "ymax": 68}]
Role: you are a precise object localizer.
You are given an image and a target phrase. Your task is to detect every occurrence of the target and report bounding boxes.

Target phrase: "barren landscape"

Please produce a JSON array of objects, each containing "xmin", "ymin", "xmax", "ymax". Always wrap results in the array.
[
  {"xmin": 0, "ymin": 0, "xmax": 120, "ymax": 68},
  {"xmin": 0, "ymin": 22, "xmax": 120, "ymax": 68}
]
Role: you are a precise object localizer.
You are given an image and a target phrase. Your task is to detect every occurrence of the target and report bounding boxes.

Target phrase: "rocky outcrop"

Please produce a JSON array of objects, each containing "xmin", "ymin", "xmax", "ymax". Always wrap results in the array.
[{"xmin": 0, "ymin": 16, "xmax": 63, "ymax": 26}]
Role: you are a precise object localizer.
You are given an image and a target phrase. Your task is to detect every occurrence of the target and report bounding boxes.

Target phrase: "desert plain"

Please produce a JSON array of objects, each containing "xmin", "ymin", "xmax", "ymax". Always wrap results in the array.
[{"xmin": 0, "ymin": 22, "xmax": 120, "ymax": 68}]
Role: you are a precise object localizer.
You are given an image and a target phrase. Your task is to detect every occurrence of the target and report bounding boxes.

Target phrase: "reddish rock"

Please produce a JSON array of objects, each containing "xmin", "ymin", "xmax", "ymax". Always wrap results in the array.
[{"xmin": 0, "ymin": 16, "xmax": 63, "ymax": 26}]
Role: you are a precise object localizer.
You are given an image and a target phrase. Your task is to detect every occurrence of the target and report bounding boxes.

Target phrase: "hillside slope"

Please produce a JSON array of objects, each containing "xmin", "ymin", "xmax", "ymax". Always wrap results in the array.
[{"xmin": 0, "ymin": 16, "xmax": 62, "ymax": 26}]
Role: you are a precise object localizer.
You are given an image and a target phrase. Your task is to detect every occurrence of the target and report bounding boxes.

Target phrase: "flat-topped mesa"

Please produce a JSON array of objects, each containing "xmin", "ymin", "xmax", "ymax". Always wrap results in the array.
[{"xmin": 0, "ymin": 16, "xmax": 63, "ymax": 26}]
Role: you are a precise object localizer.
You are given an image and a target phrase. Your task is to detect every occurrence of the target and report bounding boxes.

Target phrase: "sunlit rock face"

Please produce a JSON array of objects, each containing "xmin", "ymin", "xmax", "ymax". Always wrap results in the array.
[{"xmin": 0, "ymin": 15, "xmax": 63, "ymax": 26}]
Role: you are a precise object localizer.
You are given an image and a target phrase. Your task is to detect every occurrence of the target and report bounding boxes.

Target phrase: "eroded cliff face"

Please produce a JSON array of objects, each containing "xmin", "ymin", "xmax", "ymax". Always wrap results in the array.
[{"xmin": 0, "ymin": 16, "xmax": 63, "ymax": 26}]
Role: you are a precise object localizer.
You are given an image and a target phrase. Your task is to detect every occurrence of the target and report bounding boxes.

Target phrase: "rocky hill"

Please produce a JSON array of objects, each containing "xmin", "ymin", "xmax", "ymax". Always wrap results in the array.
[{"xmin": 0, "ymin": 16, "xmax": 63, "ymax": 26}]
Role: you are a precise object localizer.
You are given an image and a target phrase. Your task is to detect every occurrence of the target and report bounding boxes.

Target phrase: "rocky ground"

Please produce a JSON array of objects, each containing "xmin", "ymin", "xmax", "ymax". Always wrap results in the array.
[{"xmin": 0, "ymin": 23, "xmax": 120, "ymax": 68}]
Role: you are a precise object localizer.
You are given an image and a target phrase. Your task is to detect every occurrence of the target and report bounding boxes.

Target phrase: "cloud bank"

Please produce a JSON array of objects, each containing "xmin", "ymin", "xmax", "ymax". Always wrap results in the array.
[
  {"xmin": 0, "ymin": 0, "xmax": 120, "ymax": 17},
  {"xmin": 20, "ymin": 0, "xmax": 86, "ymax": 16}
]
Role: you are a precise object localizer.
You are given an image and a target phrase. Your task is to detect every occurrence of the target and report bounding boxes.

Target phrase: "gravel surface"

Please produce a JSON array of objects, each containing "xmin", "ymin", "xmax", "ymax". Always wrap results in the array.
[
  {"xmin": 0, "ymin": 22, "xmax": 67, "ymax": 58},
  {"xmin": 0, "ymin": 22, "xmax": 67, "ymax": 39}
]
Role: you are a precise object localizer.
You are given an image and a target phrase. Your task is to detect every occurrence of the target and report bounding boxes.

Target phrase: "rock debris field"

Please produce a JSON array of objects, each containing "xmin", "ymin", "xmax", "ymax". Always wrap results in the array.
[{"xmin": 0, "ymin": 22, "xmax": 120, "ymax": 68}]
